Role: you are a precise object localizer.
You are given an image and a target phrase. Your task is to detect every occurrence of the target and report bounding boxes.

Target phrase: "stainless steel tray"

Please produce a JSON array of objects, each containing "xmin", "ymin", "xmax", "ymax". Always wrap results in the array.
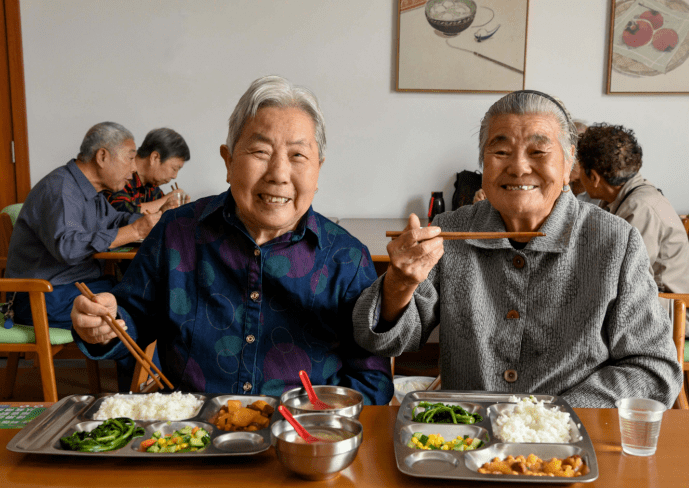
[
  {"xmin": 394, "ymin": 391, "xmax": 599, "ymax": 483},
  {"xmin": 7, "ymin": 393, "xmax": 279, "ymax": 457}
]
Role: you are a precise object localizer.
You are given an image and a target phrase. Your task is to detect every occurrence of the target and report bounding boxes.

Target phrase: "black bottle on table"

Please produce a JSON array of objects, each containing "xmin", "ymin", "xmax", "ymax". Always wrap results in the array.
[{"xmin": 428, "ymin": 192, "xmax": 445, "ymax": 225}]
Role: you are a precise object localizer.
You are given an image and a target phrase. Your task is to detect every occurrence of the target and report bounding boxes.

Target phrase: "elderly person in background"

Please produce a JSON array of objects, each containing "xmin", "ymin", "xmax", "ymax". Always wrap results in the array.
[
  {"xmin": 577, "ymin": 123, "xmax": 689, "ymax": 331},
  {"xmin": 71, "ymin": 76, "xmax": 393, "ymax": 404},
  {"xmin": 104, "ymin": 128, "xmax": 191, "ymax": 214},
  {"xmin": 6, "ymin": 122, "xmax": 160, "ymax": 328},
  {"xmin": 568, "ymin": 120, "xmax": 600, "ymax": 206},
  {"xmin": 353, "ymin": 90, "xmax": 682, "ymax": 408}
]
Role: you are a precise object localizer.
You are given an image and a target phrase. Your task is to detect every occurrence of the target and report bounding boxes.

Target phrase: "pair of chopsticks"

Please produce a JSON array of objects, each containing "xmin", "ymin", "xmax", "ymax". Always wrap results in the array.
[
  {"xmin": 171, "ymin": 182, "xmax": 179, "ymax": 192},
  {"xmin": 386, "ymin": 231, "xmax": 545, "ymax": 240},
  {"xmin": 74, "ymin": 282, "xmax": 173, "ymax": 391},
  {"xmin": 426, "ymin": 375, "xmax": 442, "ymax": 391}
]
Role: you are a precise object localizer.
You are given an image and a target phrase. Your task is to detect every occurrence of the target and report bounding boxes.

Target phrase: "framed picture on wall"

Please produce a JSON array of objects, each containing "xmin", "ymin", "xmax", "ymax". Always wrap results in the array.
[
  {"xmin": 607, "ymin": 0, "xmax": 689, "ymax": 94},
  {"xmin": 396, "ymin": 0, "xmax": 529, "ymax": 93}
]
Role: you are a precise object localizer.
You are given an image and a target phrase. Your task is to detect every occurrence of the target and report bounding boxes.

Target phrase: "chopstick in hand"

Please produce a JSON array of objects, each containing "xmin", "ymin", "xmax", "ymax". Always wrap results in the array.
[
  {"xmin": 386, "ymin": 231, "xmax": 545, "ymax": 240},
  {"xmin": 173, "ymin": 182, "xmax": 179, "ymax": 190},
  {"xmin": 74, "ymin": 282, "xmax": 174, "ymax": 390}
]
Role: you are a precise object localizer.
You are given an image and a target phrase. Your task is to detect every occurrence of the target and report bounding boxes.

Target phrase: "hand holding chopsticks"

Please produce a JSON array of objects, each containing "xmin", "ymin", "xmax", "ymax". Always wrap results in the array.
[{"xmin": 74, "ymin": 282, "xmax": 174, "ymax": 391}]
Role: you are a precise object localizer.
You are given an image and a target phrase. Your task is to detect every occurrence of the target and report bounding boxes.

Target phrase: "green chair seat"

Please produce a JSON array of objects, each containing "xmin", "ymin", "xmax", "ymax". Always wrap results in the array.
[
  {"xmin": 1, "ymin": 203, "xmax": 22, "ymax": 226},
  {"xmin": 0, "ymin": 313, "xmax": 74, "ymax": 345}
]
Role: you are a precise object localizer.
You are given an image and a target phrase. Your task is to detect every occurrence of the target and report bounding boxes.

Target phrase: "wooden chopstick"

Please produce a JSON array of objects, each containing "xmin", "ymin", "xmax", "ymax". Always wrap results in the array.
[
  {"xmin": 386, "ymin": 231, "xmax": 545, "ymax": 240},
  {"xmin": 75, "ymin": 282, "xmax": 174, "ymax": 390},
  {"xmin": 173, "ymin": 182, "xmax": 179, "ymax": 190},
  {"xmin": 426, "ymin": 374, "xmax": 442, "ymax": 391}
]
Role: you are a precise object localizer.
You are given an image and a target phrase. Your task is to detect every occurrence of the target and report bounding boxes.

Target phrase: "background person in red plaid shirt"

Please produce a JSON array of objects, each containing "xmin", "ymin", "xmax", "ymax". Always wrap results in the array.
[{"xmin": 104, "ymin": 128, "xmax": 191, "ymax": 214}]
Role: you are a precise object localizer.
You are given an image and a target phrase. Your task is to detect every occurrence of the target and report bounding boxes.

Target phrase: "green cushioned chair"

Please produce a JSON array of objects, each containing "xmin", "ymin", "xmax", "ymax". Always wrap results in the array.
[{"xmin": 0, "ymin": 278, "xmax": 100, "ymax": 402}]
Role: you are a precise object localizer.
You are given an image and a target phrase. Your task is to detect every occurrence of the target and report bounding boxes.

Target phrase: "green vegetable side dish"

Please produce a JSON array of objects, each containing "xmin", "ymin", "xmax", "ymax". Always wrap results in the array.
[
  {"xmin": 411, "ymin": 402, "xmax": 483, "ymax": 424},
  {"xmin": 407, "ymin": 432, "xmax": 485, "ymax": 451},
  {"xmin": 139, "ymin": 425, "xmax": 211, "ymax": 453},
  {"xmin": 60, "ymin": 418, "xmax": 145, "ymax": 452}
]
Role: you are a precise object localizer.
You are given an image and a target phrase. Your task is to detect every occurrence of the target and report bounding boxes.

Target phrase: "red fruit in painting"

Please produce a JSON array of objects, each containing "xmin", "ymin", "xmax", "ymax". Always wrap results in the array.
[
  {"xmin": 639, "ymin": 9, "xmax": 664, "ymax": 29},
  {"xmin": 652, "ymin": 28, "xmax": 679, "ymax": 51},
  {"xmin": 622, "ymin": 19, "xmax": 653, "ymax": 47}
]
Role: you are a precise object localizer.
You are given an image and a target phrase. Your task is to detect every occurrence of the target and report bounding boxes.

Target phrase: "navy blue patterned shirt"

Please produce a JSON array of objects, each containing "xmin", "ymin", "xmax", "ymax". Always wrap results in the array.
[{"xmin": 76, "ymin": 190, "xmax": 393, "ymax": 405}]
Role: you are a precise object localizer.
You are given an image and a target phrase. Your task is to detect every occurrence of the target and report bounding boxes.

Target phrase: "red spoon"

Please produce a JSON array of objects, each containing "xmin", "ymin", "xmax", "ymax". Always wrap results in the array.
[
  {"xmin": 278, "ymin": 405, "xmax": 332, "ymax": 444},
  {"xmin": 299, "ymin": 370, "xmax": 334, "ymax": 410}
]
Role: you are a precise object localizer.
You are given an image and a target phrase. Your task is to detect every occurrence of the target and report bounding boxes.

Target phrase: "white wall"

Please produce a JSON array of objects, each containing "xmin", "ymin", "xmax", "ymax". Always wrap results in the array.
[{"xmin": 20, "ymin": 0, "xmax": 689, "ymax": 217}]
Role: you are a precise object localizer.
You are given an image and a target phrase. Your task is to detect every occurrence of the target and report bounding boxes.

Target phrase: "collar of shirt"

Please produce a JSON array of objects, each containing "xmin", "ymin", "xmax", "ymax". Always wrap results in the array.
[
  {"xmin": 66, "ymin": 159, "xmax": 99, "ymax": 201},
  {"xmin": 603, "ymin": 172, "xmax": 647, "ymax": 215},
  {"xmin": 463, "ymin": 191, "xmax": 577, "ymax": 254},
  {"xmin": 197, "ymin": 190, "xmax": 323, "ymax": 249}
]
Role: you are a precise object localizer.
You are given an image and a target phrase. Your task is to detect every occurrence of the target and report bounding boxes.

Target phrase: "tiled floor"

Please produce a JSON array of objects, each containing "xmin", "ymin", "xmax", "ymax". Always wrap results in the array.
[{"xmin": 1, "ymin": 359, "xmax": 118, "ymax": 401}]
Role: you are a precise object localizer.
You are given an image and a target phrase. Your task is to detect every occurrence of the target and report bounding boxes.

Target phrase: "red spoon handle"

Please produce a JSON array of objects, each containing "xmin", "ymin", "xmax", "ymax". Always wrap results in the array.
[
  {"xmin": 299, "ymin": 370, "xmax": 319, "ymax": 403},
  {"xmin": 278, "ymin": 405, "xmax": 317, "ymax": 443}
]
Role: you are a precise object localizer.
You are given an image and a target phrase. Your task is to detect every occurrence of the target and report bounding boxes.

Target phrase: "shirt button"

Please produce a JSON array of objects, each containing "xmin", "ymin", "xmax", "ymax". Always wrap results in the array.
[
  {"xmin": 512, "ymin": 255, "xmax": 525, "ymax": 269},
  {"xmin": 254, "ymin": 248, "xmax": 261, "ymax": 257},
  {"xmin": 504, "ymin": 370, "xmax": 518, "ymax": 383},
  {"xmin": 506, "ymin": 310, "xmax": 520, "ymax": 319},
  {"xmin": 250, "ymin": 291, "xmax": 260, "ymax": 301},
  {"xmin": 243, "ymin": 382, "xmax": 252, "ymax": 391},
  {"xmin": 246, "ymin": 335, "xmax": 255, "ymax": 344}
]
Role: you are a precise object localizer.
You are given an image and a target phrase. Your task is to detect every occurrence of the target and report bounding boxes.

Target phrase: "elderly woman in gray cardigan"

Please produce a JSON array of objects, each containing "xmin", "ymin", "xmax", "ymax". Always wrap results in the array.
[{"xmin": 353, "ymin": 90, "xmax": 682, "ymax": 408}]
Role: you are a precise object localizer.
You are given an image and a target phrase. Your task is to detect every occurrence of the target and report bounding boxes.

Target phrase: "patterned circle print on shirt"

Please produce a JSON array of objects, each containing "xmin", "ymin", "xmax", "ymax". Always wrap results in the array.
[
  {"xmin": 271, "ymin": 327, "xmax": 296, "ymax": 354},
  {"xmin": 219, "ymin": 238, "xmax": 250, "ymax": 271},
  {"xmin": 206, "ymin": 294, "xmax": 235, "ymax": 330},
  {"xmin": 310, "ymin": 265, "xmax": 329, "ymax": 295},
  {"xmin": 215, "ymin": 335, "xmax": 242, "ymax": 375},
  {"xmin": 170, "ymin": 288, "xmax": 193, "ymax": 315},
  {"xmin": 264, "ymin": 344, "xmax": 313, "ymax": 386},
  {"xmin": 332, "ymin": 246, "xmax": 362, "ymax": 266},
  {"xmin": 269, "ymin": 241, "xmax": 316, "ymax": 279},
  {"xmin": 264, "ymin": 254, "xmax": 291, "ymax": 279},
  {"xmin": 198, "ymin": 260, "xmax": 215, "ymax": 287}
]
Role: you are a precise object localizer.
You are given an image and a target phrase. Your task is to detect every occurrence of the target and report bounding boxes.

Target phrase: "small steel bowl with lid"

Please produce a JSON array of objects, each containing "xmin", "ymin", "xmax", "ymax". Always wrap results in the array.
[{"xmin": 280, "ymin": 385, "xmax": 363, "ymax": 419}]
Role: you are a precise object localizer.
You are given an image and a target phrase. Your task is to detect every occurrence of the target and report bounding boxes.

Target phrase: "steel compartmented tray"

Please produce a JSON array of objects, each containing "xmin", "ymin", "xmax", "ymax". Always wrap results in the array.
[
  {"xmin": 6, "ymin": 393, "xmax": 280, "ymax": 457},
  {"xmin": 394, "ymin": 391, "xmax": 599, "ymax": 483}
]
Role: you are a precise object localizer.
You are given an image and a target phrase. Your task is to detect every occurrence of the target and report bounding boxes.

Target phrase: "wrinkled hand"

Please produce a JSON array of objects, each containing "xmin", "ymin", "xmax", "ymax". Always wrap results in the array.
[
  {"xmin": 473, "ymin": 189, "xmax": 486, "ymax": 204},
  {"xmin": 71, "ymin": 293, "xmax": 125, "ymax": 345},
  {"xmin": 160, "ymin": 189, "xmax": 190, "ymax": 212},
  {"xmin": 132, "ymin": 211, "xmax": 161, "ymax": 239},
  {"xmin": 386, "ymin": 213, "xmax": 444, "ymax": 288},
  {"xmin": 381, "ymin": 214, "xmax": 444, "ymax": 321}
]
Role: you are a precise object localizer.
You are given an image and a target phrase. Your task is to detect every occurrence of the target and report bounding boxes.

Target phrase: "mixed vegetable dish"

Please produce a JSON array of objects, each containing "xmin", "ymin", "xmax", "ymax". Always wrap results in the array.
[
  {"xmin": 407, "ymin": 432, "xmax": 485, "ymax": 451},
  {"xmin": 139, "ymin": 425, "xmax": 211, "ymax": 453}
]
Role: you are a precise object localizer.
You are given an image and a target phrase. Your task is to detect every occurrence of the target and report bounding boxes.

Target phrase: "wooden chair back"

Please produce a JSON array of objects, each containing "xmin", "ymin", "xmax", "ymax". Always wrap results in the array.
[
  {"xmin": 659, "ymin": 293, "xmax": 689, "ymax": 410},
  {"xmin": 0, "ymin": 212, "xmax": 13, "ymax": 278},
  {"xmin": 0, "ymin": 278, "xmax": 102, "ymax": 402},
  {"xmin": 681, "ymin": 215, "xmax": 689, "ymax": 237}
]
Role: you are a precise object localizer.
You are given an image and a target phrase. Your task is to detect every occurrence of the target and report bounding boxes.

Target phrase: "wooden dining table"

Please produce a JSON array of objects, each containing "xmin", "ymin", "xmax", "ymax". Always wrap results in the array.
[{"xmin": 1, "ymin": 403, "xmax": 687, "ymax": 487}]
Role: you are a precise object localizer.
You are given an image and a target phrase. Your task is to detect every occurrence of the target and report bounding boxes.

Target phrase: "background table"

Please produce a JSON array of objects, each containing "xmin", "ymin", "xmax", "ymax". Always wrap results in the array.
[{"xmin": 1, "ymin": 405, "xmax": 687, "ymax": 487}]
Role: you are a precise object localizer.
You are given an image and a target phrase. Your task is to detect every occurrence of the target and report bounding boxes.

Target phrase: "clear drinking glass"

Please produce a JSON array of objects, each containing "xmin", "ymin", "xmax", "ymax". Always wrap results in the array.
[{"xmin": 615, "ymin": 397, "xmax": 666, "ymax": 456}]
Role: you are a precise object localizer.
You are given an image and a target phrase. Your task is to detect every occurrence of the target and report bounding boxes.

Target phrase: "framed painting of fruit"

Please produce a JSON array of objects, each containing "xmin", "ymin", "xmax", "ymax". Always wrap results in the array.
[
  {"xmin": 607, "ymin": 0, "xmax": 689, "ymax": 94},
  {"xmin": 396, "ymin": 0, "xmax": 529, "ymax": 93}
]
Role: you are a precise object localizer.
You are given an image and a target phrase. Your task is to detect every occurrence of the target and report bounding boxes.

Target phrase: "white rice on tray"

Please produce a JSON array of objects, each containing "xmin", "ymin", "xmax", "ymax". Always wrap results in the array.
[
  {"xmin": 93, "ymin": 392, "xmax": 204, "ymax": 421},
  {"xmin": 493, "ymin": 395, "xmax": 572, "ymax": 443}
]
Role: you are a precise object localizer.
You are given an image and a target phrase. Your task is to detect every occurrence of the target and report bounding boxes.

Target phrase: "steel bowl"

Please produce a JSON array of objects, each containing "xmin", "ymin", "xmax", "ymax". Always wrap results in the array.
[
  {"xmin": 280, "ymin": 385, "xmax": 363, "ymax": 419},
  {"xmin": 271, "ymin": 413, "xmax": 363, "ymax": 480},
  {"xmin": 425, "ymin": 0, "xmax": 477, "ymax": 37}
]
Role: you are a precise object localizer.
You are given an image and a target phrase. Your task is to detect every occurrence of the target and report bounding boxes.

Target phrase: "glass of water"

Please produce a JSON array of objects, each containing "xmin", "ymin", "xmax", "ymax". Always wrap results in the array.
[{"xmin": 615, "ymin": 397, "xmax": 666, "ymax": 456}]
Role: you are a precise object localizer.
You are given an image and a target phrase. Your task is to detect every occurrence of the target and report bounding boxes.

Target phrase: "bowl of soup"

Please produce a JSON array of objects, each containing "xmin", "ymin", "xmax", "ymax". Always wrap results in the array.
[
  {"xmin": 425, "ymin": 0, "xmax": 476, "ymax": 37},
  {"xmin": 271, "ymin": 413, "xmax": 363, "ymax": 480},
  {"xmin": 280, "ymin": 385, "xmax": 363, "ymax": 419}
]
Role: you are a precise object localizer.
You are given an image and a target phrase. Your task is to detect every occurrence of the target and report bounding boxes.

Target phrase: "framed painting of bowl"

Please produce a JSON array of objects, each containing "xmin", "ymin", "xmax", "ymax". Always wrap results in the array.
[
  {"xmin": 607, "ymin": 0, "xmax": 689, "ymax": 94},
  {"xmin": 396, "ymin": 0, "xmax": 529, "ymax": 93}
]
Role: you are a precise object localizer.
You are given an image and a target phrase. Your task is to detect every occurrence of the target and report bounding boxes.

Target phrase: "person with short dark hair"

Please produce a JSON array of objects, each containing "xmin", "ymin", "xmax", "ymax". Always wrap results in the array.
[
  {"xmin": 577, "ymin": 123, "xmax": 689, "ymax": 323},
  {"xmin": 6, "ymin": 122, "xmax": 161, "ymax": 327},
  {"xmin": 104, "ymin": 128, "xmax": 191, "ymax": 214}
]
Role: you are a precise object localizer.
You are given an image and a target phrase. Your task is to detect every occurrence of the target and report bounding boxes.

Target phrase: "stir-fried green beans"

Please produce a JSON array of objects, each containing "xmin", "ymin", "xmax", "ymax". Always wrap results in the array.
[
  {"xmin": 60, "ymin": 418, "xmax": 145, "ymax": 452},
  {"xmin": 411, "ymin": 402, "xmax": 483, "ymax": 425}
]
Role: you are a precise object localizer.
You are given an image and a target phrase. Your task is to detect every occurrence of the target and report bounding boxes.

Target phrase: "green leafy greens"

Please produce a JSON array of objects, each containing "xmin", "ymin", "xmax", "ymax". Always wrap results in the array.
[
  {"xmin": 411, "ymin": 402, "xmax": 483, "ymax": 424},
  {"xmin": 60, "ymin": 417, "xmax": 145, "ymax": 452}
]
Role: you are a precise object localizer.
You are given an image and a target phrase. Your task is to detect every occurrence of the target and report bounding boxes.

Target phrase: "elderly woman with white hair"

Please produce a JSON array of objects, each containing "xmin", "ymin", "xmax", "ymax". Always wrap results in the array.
[
  {"xmin": 70, "ymin": 76, "xmax": 393, "ymax": 404},
  {"xmin": 353, "ymin": 90, "xmax": 682, "ymax": 408}
]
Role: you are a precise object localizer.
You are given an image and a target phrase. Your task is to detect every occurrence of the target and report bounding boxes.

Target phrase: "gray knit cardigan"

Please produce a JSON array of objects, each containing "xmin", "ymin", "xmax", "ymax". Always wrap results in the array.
[{"xmin": 353, "ymin": 191, "xmax": 682, "ymax": 408}]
